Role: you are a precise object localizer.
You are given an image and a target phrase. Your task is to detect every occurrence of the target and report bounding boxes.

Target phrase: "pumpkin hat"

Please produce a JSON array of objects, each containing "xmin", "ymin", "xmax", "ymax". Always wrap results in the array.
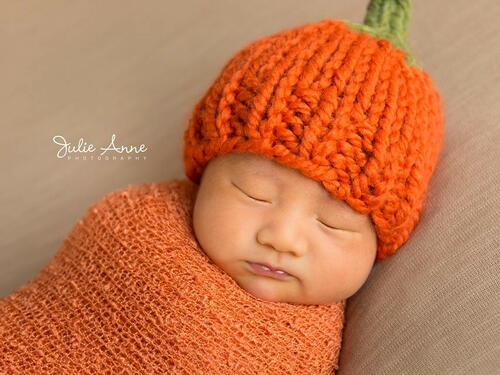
[{"xmin": 183, "ymin": 0, "xmax": 445, "ymax": 261}]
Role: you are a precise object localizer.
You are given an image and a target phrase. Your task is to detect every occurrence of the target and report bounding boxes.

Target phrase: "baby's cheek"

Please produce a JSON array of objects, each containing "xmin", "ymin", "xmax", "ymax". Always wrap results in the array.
[{"xmin": 224, "ymin": 208, "xmax": 261, "ymax": 243}]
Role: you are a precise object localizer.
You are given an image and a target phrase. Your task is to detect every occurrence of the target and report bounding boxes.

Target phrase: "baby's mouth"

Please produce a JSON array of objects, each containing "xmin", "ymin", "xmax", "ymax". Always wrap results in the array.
[{"xmin": 245, "ymin": 261, "xmax": 292, "ymax": 280}]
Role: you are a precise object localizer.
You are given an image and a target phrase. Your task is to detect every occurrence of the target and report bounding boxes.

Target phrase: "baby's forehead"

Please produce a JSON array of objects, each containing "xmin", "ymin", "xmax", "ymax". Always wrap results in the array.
[
  {"xmin": 222, "ymin": 154, "xmax": 354, "ymax": 207},
  {"xmin": 225, "ymin": 154, "xmax": 311, "ymax": 184},
  {"xmin": 223, "ymin": 152, "xmax": 308, "ymax": 179}
]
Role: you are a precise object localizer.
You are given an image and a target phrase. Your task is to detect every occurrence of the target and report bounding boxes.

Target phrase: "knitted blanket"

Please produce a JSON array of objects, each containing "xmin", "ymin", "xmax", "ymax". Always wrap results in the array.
[{"xmin": 0, "ymin": 179, "xmax": 346, "ymax": 374}]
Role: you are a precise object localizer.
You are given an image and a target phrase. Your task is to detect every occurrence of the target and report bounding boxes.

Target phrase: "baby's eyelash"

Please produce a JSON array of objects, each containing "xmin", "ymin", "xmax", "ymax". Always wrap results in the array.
[
  {"xmin": 232, "ymin": 181, "xmax": 341, "ymax": 230},
  {"xmin": 245, "ymin": 192, "xmax": 268, "ymax": 203},
  {"xmin": 317, "ymin": 219, "xmax": 339, "ymax": 231},
  {"xmin": 232, "ymin": 182, "xmax": 270, "ymax": 203}
]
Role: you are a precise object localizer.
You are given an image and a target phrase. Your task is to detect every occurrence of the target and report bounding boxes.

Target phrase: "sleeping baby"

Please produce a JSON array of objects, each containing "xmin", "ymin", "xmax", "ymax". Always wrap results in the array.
[
  {"xmin": 0, "ymin": 0, "xmax": 444, "ymax": 373},
  {"xmin": 192, "ymin": 152, "xmax": 378, "ymax": 306}
]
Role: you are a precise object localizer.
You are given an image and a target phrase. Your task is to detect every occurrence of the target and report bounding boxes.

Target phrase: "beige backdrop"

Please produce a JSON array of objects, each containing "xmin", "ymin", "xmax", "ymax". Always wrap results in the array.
[{"xmin": 1, "ymin": 1, "xmax": 499, "ymax": 374}]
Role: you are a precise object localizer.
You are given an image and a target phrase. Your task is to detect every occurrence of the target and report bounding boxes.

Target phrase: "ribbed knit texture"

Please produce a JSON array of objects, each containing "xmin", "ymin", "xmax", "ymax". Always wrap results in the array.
[
  {"xmin": 0, "ymin": 179, "xmax": 345, "ymax": 374},
  {"xmin": 183, "ymin": 16, "xmax": 445, "ymax": 261}
]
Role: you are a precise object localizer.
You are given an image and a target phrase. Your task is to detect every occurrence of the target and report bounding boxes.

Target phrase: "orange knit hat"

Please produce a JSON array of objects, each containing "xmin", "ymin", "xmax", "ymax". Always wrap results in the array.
[{"xmin": 183, "ymin": 0, "xmax": 445, "ymax": 261}]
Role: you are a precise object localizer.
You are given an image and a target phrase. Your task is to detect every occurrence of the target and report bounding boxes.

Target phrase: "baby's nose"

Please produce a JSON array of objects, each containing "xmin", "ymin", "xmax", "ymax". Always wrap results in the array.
[{"xmin": 256, "ymin": 214, "xmax": 308, "ymax": 256}]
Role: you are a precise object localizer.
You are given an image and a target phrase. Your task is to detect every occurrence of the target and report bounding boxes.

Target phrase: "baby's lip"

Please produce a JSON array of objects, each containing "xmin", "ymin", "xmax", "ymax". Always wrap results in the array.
[
  {"xmin": 258, "ymin": 262, "xmax": 287, "ymax": 273},
  {"xmin": 246, "ymin": 261, "xmax": 294, "ymax": 278}
]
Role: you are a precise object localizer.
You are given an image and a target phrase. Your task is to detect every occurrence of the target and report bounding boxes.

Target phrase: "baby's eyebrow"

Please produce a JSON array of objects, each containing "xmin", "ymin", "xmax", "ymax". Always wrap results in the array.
[
  {"xmin": 237, "ymin": 164, "xmax": 358, "ymax": 218},
  {"xmin": 233, "ymin": 163, "xmax": 280, "ymax": 183},
  {"xmin": 246, "ymin": 168, "xmax": 277, "ymax": 180}
]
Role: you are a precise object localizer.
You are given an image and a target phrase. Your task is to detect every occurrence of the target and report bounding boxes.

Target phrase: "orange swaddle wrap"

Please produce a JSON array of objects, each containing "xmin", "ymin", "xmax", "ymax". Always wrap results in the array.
[{"xmin": 0, "ymin": 179, "xmax": 346, "ymax": 374}]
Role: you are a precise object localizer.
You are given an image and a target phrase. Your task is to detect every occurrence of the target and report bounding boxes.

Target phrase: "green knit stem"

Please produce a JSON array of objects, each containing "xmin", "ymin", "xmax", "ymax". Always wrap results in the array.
[{"xmin": 343, "ymin": 0, "xmax": 420, "ymax": 68}]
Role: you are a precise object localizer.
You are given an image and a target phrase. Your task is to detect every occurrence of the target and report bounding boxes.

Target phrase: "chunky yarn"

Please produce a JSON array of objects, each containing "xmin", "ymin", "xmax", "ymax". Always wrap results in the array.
[
  {"xmin": 0, "ymin": 179, "xmax": 345, "ymax": 374},
  {"xmin": 183, "ymin": 0, "xmax": 445, "ymax": 260}
]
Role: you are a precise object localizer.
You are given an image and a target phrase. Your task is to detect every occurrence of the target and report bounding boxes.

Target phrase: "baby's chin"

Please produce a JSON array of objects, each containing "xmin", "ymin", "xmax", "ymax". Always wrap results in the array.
[
  {"xmin": 236, "ymin": 276, "xmax": 344, "ymax": 305},
  {"xmin": 236, "ymin": 275, "xmax": 297, "ymax": 304}
]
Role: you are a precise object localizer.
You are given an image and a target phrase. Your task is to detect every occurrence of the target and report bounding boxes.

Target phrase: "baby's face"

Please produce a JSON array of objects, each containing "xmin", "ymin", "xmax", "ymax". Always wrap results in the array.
[{"xmin": 192, "ymin": 152, "xmax": 377, "ymax": 305}]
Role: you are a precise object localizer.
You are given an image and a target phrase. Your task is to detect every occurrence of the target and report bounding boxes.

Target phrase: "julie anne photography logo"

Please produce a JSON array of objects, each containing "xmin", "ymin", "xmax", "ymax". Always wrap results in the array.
[{"xmin": 53, "ymin": 134, "xmax": 148, "ymax": 160}]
